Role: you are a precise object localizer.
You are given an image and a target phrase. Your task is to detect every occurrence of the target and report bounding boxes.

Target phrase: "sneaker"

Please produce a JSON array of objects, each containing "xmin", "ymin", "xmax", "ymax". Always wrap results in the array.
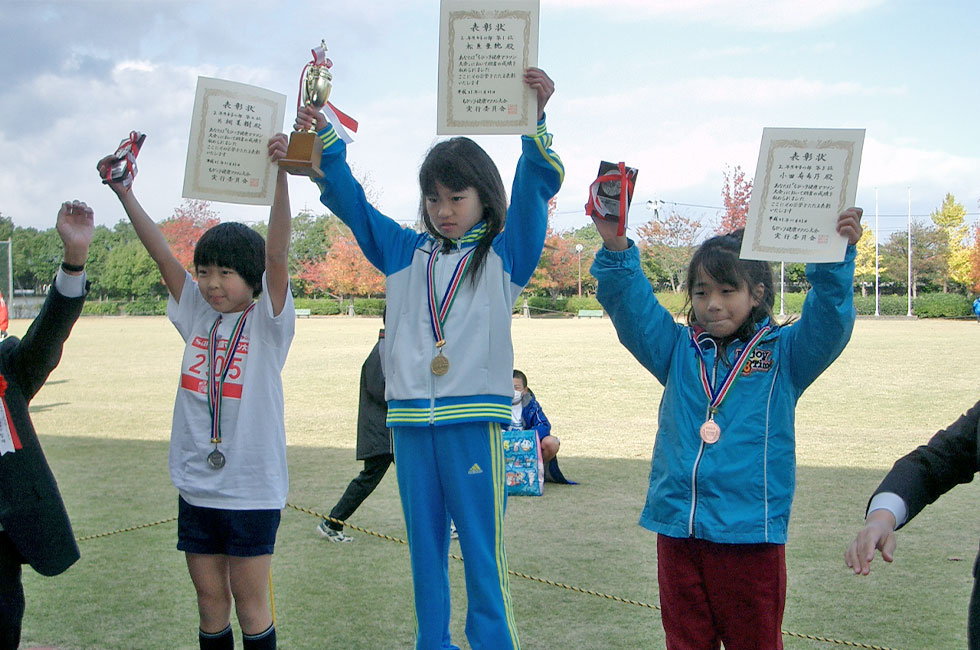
[
  {"xmin": 317, "ymin": 520, "xmax": 353, "ymax": 543},
  {"xmin": 450, "ymin": 522, "xmax": 459, "ymax": 540}
]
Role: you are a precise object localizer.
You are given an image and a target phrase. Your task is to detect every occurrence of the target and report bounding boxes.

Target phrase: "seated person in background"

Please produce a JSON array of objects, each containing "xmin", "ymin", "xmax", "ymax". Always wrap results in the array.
[{"xmin": 512, "ymin": 369, "xmax": 574, "ymax": 484}]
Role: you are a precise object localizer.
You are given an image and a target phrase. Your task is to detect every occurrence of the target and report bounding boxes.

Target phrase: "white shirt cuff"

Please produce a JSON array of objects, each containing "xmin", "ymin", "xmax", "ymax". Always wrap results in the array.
[
  {"xmin": 867, "ymin": 492, "xmax": 908, "ymax": 527},
  {"xmin": 54, "ymin": 267, "xmax": 86, "ymax": 298}
]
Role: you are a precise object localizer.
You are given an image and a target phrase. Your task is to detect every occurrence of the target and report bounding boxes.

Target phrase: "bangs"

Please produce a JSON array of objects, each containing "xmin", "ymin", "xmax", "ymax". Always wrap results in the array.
[{"xmin": 692, "ymin": 245, "xmax": 745, "ymax": 289}]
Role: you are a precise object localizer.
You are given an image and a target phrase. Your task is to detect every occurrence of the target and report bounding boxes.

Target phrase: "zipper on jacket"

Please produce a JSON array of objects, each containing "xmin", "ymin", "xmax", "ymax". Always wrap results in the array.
[
  {"xmin": 428, "ymin": 342, "xmax": 436, "ymax": 424},
  {"xmin": 688, "ymin": 339, "xmax": 719, "ymax": 537},
  {"xmin": 427, "ymin": 237, "xmax": 464, "ymax": 425}
]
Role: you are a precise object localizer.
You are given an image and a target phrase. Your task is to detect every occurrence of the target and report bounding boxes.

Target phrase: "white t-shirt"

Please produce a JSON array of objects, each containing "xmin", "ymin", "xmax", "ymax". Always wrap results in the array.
[{"xmin": 167, "ymin": 271, "xmax": 295, "ymax": 510}]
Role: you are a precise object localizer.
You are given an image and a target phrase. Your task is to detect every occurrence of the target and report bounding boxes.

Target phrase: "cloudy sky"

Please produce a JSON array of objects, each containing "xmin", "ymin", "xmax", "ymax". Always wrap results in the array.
[{"xmin": 1, "ymin": 0, "xmax": 977, "ymax": 243}]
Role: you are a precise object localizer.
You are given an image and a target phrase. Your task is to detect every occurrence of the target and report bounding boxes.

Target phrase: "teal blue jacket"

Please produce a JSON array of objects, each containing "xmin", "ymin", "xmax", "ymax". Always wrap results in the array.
[{"xmin": 592, "ymin": 242, "xmax": 856, "ymax": 544}]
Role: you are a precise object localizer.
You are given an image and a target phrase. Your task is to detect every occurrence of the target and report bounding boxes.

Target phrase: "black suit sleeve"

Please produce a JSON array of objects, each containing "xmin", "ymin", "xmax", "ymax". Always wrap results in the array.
[
  {"xmin": 872, "ymin": 399, "xmax": 980, "ymax": 528},
  {"xmin": 2, "ymin": 281, "xmax": 87, "ymax": 400}
]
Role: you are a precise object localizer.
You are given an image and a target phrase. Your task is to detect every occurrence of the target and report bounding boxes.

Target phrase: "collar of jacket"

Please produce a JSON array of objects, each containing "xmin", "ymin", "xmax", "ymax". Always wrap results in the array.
[
  {"xmin": 434, "ymin": 221, "xmax": 489, "ymax": 251},
  {"xmin": 691, "ymin": 316, "xmax": 776, "ymax": 349}
]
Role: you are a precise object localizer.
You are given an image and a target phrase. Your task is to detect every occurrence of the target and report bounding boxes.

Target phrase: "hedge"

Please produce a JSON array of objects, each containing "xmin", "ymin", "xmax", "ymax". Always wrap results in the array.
[
  {"xmin": 910, "ymin": 292, "xmax": 973, "ymax": 318},
  {"xmin": 73, "ymin": 292, "xmax": 975, "ymax": 320},
  {"xmin": 122, "ymin": 298, "xmax": 168, "ymax": 316},
  {"xmin": 515, "ymin": 291, "xmax": 974, "ymax": 320},
  {"xmin": 293, "ymin": 298, "xmax": 341, "ymax": 315},
  {"xmin": 82, "ymin": 301, "xmax": 121, "ymax": 316},
  {"xmin": 353, "ymin": 298, "xmax": 385, "ymax": 316}
]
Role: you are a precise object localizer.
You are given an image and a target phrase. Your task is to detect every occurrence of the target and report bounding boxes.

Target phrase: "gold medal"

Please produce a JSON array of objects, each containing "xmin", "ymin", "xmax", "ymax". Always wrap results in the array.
[
  {"xmin": 431, "ymin": 351, "xmax": 449, "ymax": 376},
  {"xmin": 431, "ymin": 339, "xmax": 450, "ymax": 376},
  {"xmin": 699, "ymin": 420, "xmax": 721, "ymax": 444}
]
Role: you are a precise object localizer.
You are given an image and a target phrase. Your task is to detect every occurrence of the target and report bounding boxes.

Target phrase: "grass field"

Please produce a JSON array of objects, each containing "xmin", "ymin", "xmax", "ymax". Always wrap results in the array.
[{"xmin": 14, "ymin": 314, "xmax": 980, "ymax": 649}]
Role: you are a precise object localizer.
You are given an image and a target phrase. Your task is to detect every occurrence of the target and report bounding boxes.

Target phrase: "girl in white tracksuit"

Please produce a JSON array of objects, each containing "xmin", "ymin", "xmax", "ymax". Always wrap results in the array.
[{"xmin": 298, "ymin": 68, "xmax": 563, "ymax": 650}]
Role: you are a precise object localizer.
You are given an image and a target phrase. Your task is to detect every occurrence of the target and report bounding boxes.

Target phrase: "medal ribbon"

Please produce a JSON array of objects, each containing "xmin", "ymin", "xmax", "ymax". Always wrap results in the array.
[
  {"xmin": 426, "ymin": 246, "xmax": 476, "ymax": 345},
  {"xmin": 207, "ymin": 303, "xmax": 255, "ymax": 443},
  {"xmin": 692, "ymin": 325, "xmax": 771, "ymax": 413}
]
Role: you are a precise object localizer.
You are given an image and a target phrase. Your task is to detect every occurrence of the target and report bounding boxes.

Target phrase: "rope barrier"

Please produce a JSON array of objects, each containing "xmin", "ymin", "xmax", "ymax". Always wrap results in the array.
[
  {"xmin": 74, "ymin": 516, "xmax": 177, "ymax": 542},
  {"xmin": 74, "ymin": 507, "xmax": 903, "ymax": 650}
]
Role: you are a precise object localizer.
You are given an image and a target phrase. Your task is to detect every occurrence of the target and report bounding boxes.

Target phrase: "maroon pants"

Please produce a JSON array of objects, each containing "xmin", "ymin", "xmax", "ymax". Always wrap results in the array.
[{"xmin": 657, "ymin": 535, "xmax": 786, "ymax": 650}]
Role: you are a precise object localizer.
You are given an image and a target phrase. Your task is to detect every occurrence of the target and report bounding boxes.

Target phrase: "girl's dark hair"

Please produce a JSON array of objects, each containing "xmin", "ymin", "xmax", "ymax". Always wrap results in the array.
[
  {"xmin": 418, "ymin": 137, "xmax": 507, "ymax": 282},
  {"xmin": 683, "ymin": 228, "xmax": 777, "ymax": 340},
  {"xmin": 193, "ymin": 222, "xmax": 266, "ymax": 298}
]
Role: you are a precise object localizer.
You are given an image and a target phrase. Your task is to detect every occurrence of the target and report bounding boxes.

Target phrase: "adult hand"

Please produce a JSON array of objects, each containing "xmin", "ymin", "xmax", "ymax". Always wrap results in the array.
[
  {"xmin": 844, "ymin": 509, "xmax": 896, "ymax": 576},
  {"xmin": 57, "ymin": 200, "xmax": 95, "ymax": 267}
]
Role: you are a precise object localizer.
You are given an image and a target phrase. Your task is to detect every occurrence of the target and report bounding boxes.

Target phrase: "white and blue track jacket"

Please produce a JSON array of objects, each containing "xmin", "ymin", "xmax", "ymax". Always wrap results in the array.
[
  {"xmin": 592, "ymin": 242, "xmax": 856, "ymax": 544},
  {"xmin": 314, "ymin": 120, "xmax": 563, "ymax": 428}
]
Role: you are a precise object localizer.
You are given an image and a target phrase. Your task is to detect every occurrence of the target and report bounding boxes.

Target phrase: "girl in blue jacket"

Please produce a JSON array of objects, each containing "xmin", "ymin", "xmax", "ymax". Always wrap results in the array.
[
  {"xmin": 591, "ymin": 210, "xmax": 862, "ymax": 648},
  {"xmin": 297, "ymin": 68, "xmax": 563, "ymax": 650}
]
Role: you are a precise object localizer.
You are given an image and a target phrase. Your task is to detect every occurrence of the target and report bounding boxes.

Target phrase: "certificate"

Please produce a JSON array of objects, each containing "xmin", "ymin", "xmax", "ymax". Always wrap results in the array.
[
  {"xmin": 740, "ymin": 127, "xmax": 865, "ymax": 263},
  {"xmin": 437, "ymin": 0, "xmax": 539, "ymax": 135},
  {"xmin": 182, "ymin": 77, "xmax": 286, "ymax": 206}
]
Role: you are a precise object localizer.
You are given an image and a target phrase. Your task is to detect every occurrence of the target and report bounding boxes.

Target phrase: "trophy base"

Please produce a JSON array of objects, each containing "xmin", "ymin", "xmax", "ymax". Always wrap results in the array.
[{"xmin": 280, "ymin": 131, "xmax": 324, "ymax": 178}]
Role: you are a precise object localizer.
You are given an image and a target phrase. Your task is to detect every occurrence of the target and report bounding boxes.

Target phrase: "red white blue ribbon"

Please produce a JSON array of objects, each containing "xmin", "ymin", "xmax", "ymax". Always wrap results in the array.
[
  {"xmin": 426, "ymin": 247, "xmax": 476, "ymax": 345},
  {"xmin": 692, "ymin": 325, "xmax": 771, "ymax": 413},
  {"xmin": 207, "ymin": 303, "xmax": 254, "ymax": 444}
]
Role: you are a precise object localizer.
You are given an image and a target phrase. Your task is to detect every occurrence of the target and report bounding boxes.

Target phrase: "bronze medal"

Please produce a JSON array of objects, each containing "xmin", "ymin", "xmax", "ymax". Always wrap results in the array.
[
  {"xmin": 699, "ymin": 420, "xmax": 721, "ymax": 444},
  {"xmin": 431, "ymin": 352, "xmax": 450, "ymax": 376}
]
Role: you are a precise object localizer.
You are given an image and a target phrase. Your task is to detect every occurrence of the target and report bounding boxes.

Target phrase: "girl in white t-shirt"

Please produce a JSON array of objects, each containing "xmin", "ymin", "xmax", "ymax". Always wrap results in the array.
[{"xmin": 99, "ymin": 134, "xmax": 295, "ymax": 650}]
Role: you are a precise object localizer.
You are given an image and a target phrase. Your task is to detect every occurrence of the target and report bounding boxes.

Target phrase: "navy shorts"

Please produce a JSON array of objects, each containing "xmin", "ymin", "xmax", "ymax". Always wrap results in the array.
[{"xmin": 177, "ymin": 496, "xmax": 281, "ymax": 557}]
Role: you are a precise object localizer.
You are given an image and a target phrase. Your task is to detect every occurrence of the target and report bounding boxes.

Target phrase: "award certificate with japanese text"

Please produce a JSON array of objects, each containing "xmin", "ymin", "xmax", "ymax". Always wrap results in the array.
[
  {"xmin": 740, "ymin": 127, "xmax": 865, "ymax": 263},
  {"xmin": 182, "ymin": 77, "xmax": 286, "ymax": 206},
  {"xmin": 437, "ymin": 0, "xmax": 539, "ymax": 135}
]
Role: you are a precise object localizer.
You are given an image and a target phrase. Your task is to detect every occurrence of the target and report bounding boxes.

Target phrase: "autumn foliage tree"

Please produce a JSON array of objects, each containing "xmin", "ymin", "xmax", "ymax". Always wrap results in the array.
[
  {"xmin": 930, "ymin": 193, "xmax": 969, "ymax": 293},
  {"xmin": 854, "ymin": 226, "xmax": 886, "ymax": 297},
  {"xmin": 968, "ymin": 220, "xmax": 980, "ymax": 294},
  {"xmin": 636, "ymin": 209, "xmax": 703, "ymax": 292},
  {"xmin": 717, "ymin": 164, "xmax": 752, "ymax": 235},
  {"xmin": 527, "ymin": 227, "xmax": 588, "ymax": 298},
  {"xmin": 159, "ymin": 199, "xmax": 220, "ymax": 269},
  {"xmin": 297, "ymin": 232, "xmax": 384, "ymax": 302}
]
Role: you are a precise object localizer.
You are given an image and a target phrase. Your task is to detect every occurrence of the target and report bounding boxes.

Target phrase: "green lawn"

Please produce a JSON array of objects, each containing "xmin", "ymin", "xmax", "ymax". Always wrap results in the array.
[{"xmin": 15, "ymin": 315, "xmax": 980, "ymax": 649}]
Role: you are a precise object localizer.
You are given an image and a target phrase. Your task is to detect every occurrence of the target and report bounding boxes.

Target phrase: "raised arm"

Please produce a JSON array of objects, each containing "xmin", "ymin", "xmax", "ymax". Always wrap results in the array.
[
  {"xmin": 501, "ymin": 68, "xmax": 564, "ymax": 286},
  {"xmin": 97, "ymin": 156, "xmax": 187, "ymax": 301},
  {"xmin": 783, "ymin": 208, "xmax": 863, "ymax": 391},
  {"xmin": 7, "ymin": 201, "xmax": 93, "ymax": 398},
  {"xmin": 297, "ymin": 105, "xmax": 423, "ymax": 275},
  {"xmin": 265, "ymin": 134, "xmax": 291, "ymax": 316}
]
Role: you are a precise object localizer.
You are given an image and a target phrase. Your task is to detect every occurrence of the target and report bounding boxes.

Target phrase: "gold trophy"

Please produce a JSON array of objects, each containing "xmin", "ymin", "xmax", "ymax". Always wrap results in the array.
[{"xmin": 280, "ymin": 41, "xmax": 334, "ymax": 178}]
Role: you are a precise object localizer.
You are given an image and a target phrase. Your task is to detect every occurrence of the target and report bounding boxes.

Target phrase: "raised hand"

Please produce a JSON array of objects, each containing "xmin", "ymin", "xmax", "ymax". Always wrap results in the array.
[
  {"xmin": 269, "ymin": 133, "xmax": 289, "ymax": 164},
  {"xmin": 591, "ymin": 213, "xmax": 628, "ymax": 252},
  {"xmin": 96, "ymin": 155, "xmax": 131, "ymax": 196},
  {"xmin": 524, "ymin": 67, "xmax": 555, "ymax": 122},
  {"xmin": 294, "ymin": 105, "xmax": 327, "ymax": 133},
  {"xmin": 837, "ymin": 207, "xmax": 864, "ymax": 246},
  {"xmin": 57, "ymin": 200, "xmax": 95, "ymax": 267}
]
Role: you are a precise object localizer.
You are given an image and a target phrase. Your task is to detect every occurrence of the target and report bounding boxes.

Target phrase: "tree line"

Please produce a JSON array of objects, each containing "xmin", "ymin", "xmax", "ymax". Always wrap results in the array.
[{"xmin": 1, "ymin": 173, "xmax": 977, "ymax": 304}]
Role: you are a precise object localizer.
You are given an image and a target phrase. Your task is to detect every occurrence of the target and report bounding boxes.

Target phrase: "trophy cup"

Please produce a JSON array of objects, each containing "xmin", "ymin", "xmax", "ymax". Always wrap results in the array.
[{"xmin": 280, "ymin": 41, "xmax": 334, "ymax": 178}]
